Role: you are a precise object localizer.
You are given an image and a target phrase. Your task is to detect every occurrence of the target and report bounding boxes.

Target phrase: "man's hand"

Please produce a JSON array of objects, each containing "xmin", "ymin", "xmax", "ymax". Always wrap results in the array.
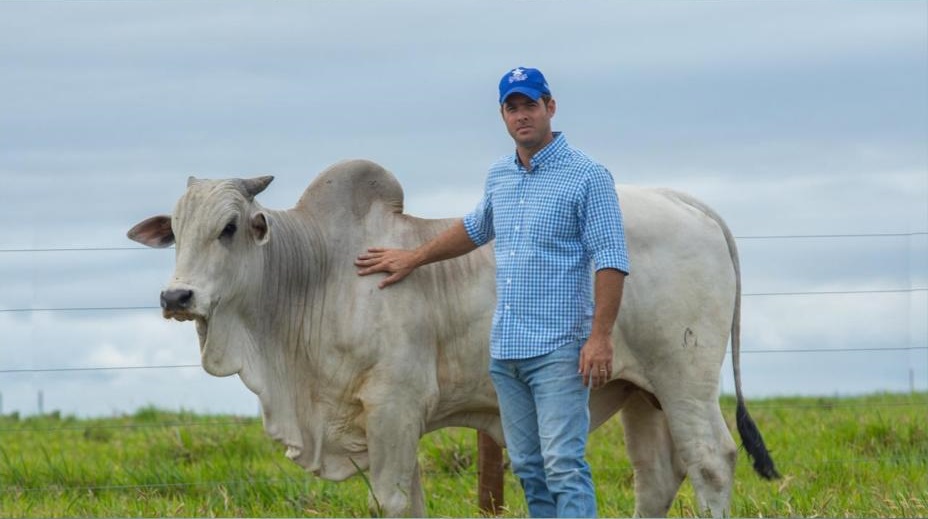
[
  {"xmin": 579, "ymin": 334, "xmax": 614, "ymax": 389},
  {"xmin": 355, "ymin": 247, "xmax": 421, "ymax": 289},
  {"xmin": 579, "ymin": 268, "xmax": 624, "ymax": 389}
]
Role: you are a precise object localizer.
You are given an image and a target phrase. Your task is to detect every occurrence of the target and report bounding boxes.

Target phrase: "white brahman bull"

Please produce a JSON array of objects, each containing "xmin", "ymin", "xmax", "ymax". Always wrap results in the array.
[{"xmin": 128, "ymin": 159, "xmax": 777, "ymax": 517}]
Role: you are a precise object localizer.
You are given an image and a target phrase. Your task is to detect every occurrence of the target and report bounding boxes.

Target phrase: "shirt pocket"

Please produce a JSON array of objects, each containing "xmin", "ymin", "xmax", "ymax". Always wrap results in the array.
[{"xmin": 528, "ymin": 189, "xmax": 581, "ymax": 249}]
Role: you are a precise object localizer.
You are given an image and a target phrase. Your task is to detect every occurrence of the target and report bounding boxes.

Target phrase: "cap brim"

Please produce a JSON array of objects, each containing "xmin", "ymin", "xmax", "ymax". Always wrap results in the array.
[{"xmin": 500, "ymin": 86, "xmax": 544, "ymax": 104}]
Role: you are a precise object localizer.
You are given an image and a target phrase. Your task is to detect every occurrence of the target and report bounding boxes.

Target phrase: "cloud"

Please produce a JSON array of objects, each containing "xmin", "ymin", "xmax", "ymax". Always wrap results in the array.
[{"xmin": 0, "ymin": 311, "xmax": 258, "ymax": 417}]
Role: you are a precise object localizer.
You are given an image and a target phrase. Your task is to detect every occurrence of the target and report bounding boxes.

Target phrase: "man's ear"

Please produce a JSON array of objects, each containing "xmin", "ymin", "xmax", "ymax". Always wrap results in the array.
[
  {"xmin": 251, "ymin": 211, "xmax": 270, "ymax": 245},
  {"xmin": 127, "ymin": 215, "xmax": 175, "ymax": 248}
]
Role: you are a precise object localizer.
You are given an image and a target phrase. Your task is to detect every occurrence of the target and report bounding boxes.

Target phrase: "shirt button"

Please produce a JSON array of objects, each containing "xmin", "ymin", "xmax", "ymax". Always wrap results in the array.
[
  {"xmin": 510, "ymin": 251, "xmax": 515, "ymax": 256},
  {"xmin": 519, "ymin": 199, "xmax": 524, "ymax": 204},
  {"xmin": 514, "ymin": 225, "xmax": 520, "ymax": 231},
  {"xmin": 506, "ymin": 278, "xmax": 512, "ymax": 284},
  {"xmin": 505, "ymin": 304, "xmax": 511, "ymax": 311}
]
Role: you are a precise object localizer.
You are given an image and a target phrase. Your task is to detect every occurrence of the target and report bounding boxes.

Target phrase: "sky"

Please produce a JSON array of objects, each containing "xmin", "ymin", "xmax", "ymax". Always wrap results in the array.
[{"xmin": 1, "ymin": 0, "xmax": 926, "ymax": 418}]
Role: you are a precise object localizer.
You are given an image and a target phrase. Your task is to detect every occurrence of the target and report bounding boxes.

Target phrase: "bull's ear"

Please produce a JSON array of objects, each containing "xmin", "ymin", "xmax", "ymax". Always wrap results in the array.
[
  {"xmin": 127, "ymin": 215, "xmax": 175, "ymax": 248},
  {"xmin": 240, "ymin": 176, "xmax": 274, "ymax": 199},
  {"xmin": 251, "ymin": 211, "xmax": 270, "ymax": 246}
]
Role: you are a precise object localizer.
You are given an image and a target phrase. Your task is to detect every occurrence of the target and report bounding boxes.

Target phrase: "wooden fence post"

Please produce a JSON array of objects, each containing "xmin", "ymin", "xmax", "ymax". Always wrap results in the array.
[{"xmin": 477, "ymin": 431, "xmax": 504, "ymax": 515}]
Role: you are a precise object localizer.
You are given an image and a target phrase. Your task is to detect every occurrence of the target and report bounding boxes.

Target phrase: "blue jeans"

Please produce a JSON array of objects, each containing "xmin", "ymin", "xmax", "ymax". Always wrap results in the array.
[{"xmin": 489, "ymin": 341, "xmax": 596, "ymax": 518}]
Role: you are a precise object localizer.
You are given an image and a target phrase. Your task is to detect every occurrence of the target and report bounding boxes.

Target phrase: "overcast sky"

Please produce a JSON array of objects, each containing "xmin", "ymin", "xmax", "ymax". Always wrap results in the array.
[{"xmin": 1, "ymin": 1, "xmax": 926, "ymax": 418}]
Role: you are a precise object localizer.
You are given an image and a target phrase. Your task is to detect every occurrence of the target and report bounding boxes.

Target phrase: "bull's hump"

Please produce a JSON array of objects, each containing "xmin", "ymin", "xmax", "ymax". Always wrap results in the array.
[{"xmin": 298, "ymin": 159, "xmax": 404, "ymax": 219}]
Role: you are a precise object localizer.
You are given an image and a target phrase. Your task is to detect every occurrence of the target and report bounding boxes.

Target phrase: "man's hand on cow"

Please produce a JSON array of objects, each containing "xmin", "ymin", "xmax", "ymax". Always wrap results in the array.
[
  {"xmin": 355, "ymin": 247, "xmax": 420, "ymax": 289},
  {"xmin": 579, "ymin": 335, "xmax": 614, "ymax": 389}
]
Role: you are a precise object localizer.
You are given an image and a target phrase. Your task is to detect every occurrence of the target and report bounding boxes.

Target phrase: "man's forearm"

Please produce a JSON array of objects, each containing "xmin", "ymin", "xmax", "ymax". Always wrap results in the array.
[
  {"xmin": 412, "ymin": 220, "xmax": 479, "ymax": 267},
  {"xmin": 590, "ymin": 268, "xmax": 626, "ymax": 339}
]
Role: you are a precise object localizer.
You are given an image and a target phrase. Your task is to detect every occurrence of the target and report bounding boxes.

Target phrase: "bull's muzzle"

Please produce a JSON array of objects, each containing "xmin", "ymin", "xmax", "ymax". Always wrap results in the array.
[{"xmin": 161, "ymin": 288, "xmax": 194, "ymax": 312}]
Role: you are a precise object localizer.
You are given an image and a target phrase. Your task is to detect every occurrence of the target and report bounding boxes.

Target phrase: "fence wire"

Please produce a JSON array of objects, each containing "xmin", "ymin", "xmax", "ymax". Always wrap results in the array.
[
  {"xmin": 1, "ymin": 231, "xmax": 925, "ymax": 254},
  {"xmin": 2, "ymin": 287, "xmax": 926, "ymax": 314},
  {"xmin": 1, "ymin": 345, "xmax": 925, "ymax": 376},
  {"xmin": 1, "ymin": 456, "xmax": 925, "ymax": 496},
  {"xmin": 0, "ymin": 397, "xmax": 923, "ymax": 435}
]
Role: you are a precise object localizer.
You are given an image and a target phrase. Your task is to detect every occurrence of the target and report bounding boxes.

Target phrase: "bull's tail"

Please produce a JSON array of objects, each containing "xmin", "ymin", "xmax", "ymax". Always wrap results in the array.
[
  {"xmin": 721, "ymin": 211, "xmax": 781, "ymax": 480},
  {"xmin": 736, "ymin": 401, "xmax": 780, "ymax": 479},
  {"xmin": 672, "ymin": 190, "xmax": 780, "ymax": 480}
]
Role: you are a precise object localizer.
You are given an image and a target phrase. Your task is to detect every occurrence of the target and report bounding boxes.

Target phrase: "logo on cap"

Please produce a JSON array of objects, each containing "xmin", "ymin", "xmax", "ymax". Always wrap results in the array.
[{"xmin": 509, "ymin": 68, "xmax": 528, "ymax": 83}]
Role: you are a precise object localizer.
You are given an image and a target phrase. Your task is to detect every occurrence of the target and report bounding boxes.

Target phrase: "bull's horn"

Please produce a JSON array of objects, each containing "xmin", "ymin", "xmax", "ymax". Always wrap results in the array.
[
  {"xmin": 187, "ymin": 175, "xmax": 200, "ymax": 188},
  {"xmin": 240, "ymin": 176, "xmax": 275, "ymax": 198}
]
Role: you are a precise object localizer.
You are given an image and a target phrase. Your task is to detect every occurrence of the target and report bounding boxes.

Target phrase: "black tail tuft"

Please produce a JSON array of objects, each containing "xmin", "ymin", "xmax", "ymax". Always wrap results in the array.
[{"xmin": 736, "ymin": 401, "xmax": 780, "ymax": 480}]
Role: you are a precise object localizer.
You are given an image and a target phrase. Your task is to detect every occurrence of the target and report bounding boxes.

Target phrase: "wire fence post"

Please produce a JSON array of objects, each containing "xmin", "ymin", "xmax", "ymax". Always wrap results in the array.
[
  {"xmin": 477, "ymin": 431, "xmax": 504, "ymax": 515},
  {"xmin": 38, "ymin": 390, "xmax": 44, "ymax": 415}
]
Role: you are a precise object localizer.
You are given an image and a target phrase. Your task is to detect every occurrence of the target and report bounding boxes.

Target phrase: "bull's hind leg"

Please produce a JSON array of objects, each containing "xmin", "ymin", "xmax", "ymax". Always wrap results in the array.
[
  {"xmin": 621, "ymin": 390, "xmax": 686, "ymax": 517},
  {"xmin": 662, "ymin": 396, "xmax": 738, "ymax": 517}
]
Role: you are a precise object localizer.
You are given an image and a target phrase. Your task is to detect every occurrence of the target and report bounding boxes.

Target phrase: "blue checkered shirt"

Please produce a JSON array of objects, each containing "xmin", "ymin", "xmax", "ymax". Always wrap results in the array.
[{"xmin": 463, "ymin": 132, "xmax": 630, "ymax": 360}]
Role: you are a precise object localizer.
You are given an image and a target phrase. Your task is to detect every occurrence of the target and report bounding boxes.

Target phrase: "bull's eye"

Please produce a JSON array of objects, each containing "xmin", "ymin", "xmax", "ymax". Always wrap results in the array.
[{"xmin": 219, "ymin": 222, "xmax": 237, "ymax": 241}]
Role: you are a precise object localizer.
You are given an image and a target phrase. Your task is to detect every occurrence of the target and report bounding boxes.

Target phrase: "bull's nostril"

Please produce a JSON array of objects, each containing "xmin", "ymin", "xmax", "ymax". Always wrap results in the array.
[{"xmin": 161, "ymin": 289, "xmax": 194, "ymax": 310}]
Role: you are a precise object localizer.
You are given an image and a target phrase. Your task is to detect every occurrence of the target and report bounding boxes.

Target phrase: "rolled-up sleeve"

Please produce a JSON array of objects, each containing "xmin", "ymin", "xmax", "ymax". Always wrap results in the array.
[
  {"xmin": 579, "ymin": 165, "xmax": 630, "ymax": 275},
  {"xmin": 463, "ymin": 189, "xmax": 494, "ymax": 247}
]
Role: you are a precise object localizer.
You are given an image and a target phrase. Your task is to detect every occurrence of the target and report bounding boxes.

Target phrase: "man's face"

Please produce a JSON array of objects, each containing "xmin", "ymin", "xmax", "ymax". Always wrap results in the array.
[{"xmin": 500, "ymin": 93, "xmax": 556, "ymax": 151}]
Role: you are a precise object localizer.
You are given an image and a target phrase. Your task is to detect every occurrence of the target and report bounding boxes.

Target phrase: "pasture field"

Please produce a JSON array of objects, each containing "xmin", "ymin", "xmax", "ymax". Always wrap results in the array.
[{"xmin": 0, "ymin": 392, "xmax": 925, "ymax": 517}]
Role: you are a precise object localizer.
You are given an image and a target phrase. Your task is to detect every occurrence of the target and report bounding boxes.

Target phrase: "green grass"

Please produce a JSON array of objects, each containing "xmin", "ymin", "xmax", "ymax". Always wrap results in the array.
[{"xmin": 0, "ymin": 393, "xmax": 925, "ymax": 517}]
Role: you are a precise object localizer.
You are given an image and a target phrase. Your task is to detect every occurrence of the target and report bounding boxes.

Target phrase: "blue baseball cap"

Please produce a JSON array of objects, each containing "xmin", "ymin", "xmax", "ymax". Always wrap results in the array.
[{"xmin": 498, "ymin": 67, "xmax": 551, "ymax": 104}]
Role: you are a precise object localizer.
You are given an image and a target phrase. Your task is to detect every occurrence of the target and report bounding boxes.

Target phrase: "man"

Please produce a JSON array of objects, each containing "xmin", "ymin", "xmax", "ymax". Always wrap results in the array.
[{"xmin": 355, "ymin": 66, "xmax": 629, "ymax": 517}]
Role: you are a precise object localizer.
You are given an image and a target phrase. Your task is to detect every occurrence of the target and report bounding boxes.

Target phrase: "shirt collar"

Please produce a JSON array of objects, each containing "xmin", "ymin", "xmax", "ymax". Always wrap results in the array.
[{"xmin": 513, "ymin": 131, "xmax": 568, "ymax": 172}]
